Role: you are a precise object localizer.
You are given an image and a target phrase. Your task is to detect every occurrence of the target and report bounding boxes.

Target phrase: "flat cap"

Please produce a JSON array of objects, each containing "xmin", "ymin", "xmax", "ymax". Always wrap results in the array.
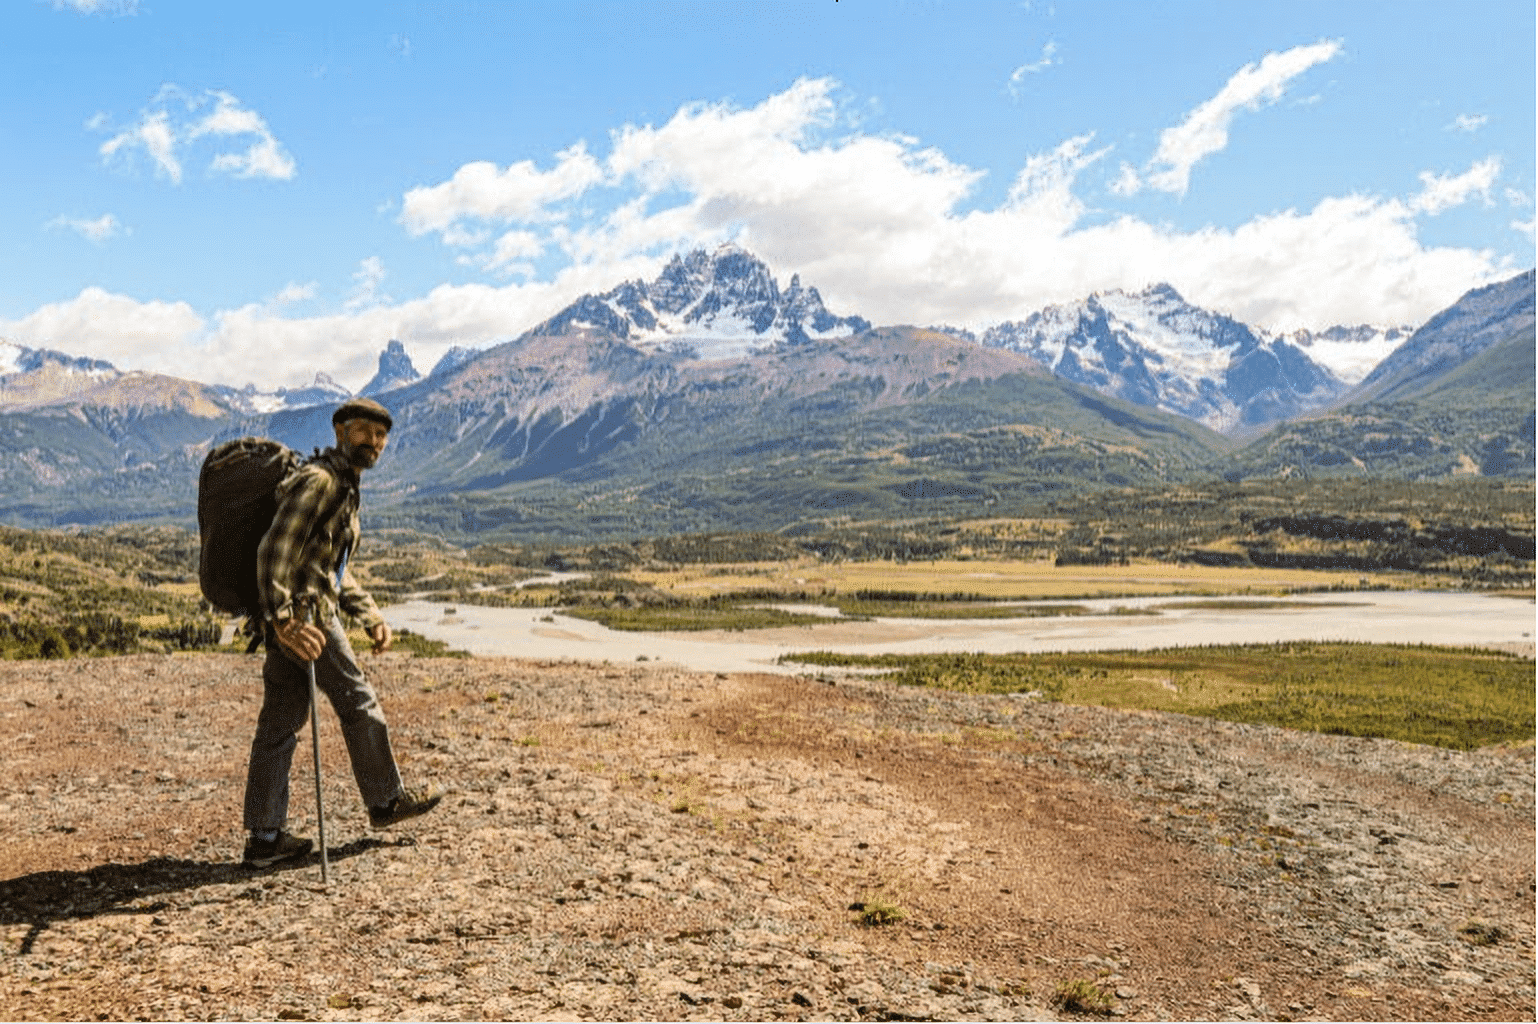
[{"xmin": 333, "ymin": 396, "xmax": 394, "ymax": 430}]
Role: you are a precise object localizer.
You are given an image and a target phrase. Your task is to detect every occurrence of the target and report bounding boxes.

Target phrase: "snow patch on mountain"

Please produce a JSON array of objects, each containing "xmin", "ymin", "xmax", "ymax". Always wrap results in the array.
[
  {"xmin": 982, "ymin": 284, "xmax": 1348, "ymax": 434},
  {"xmin": 0, "ymin": 339, "xmax": 21, "ymax": 376},
  {"xmin": 0, "ymin": 338, "xmax": 120, "ymax": 391},
  {"xmin": 1269, "ymin": 325, "xmax": 1412, "ymax": 385},
  {"xmin": 429, "ymin": 345, "xmax": 480, "ymax": 379},
  {"xmin": 215, "ymin": 372, "xmax": 352, "ymax": 415},
  {"xmin": 534, "ymin": 244, "xmax": 870, "ymax": 356}
]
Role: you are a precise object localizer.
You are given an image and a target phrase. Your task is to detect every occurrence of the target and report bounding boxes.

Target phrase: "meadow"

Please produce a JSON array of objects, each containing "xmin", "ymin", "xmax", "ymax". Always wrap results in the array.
[{"xmin": 781, "ymin": 643, "xmax": 1535, "ymax": 751}]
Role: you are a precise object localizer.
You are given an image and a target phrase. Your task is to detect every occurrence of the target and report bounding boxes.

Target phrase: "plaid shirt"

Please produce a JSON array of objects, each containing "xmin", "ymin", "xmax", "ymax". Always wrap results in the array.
[{"xmin": 255, "ymin": 447, "xmax": 384, "ymax": 629}]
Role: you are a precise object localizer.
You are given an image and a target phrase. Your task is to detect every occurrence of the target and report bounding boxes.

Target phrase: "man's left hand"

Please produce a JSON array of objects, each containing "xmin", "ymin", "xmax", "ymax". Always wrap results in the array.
[{"xmin": 368, "ymin": 622, "xmax": 393, "ymax": 654}]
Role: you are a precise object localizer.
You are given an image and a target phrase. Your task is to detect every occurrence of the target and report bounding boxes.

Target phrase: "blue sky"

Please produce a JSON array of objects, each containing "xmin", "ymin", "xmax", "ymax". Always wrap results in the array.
[{"xmin": 1, "ymin": 0, "xmax": 1532, "ymax": 391}]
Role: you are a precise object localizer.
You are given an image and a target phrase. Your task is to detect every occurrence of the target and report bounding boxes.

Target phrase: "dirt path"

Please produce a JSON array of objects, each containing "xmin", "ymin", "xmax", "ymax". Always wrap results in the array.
[{"xmin": 1, "ymin": 652, "xmax": 1532, "ymax": 1021}]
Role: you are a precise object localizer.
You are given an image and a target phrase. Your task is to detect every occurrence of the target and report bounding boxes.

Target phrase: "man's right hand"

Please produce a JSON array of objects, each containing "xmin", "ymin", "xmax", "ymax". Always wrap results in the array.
[{"xmin": 274, "ymin": 618, "xmax": 326, "ymax": 663}]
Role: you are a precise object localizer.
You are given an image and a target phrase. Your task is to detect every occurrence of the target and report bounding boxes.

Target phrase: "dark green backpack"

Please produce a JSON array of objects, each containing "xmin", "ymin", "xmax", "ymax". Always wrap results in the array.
[{"xmin": 196, "ymin": 437, "xmax": 308, "ymax": 617}]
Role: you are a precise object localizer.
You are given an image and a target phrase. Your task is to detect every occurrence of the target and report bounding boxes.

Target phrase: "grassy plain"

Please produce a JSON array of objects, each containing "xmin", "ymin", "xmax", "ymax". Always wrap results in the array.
[
  {"xmin": 624, "ymin": 557, "xmax": 1401, "ymax": 601},
  {"xmin": 783, "ymin": 643, "xmax": 1535, "ymax": 751}
]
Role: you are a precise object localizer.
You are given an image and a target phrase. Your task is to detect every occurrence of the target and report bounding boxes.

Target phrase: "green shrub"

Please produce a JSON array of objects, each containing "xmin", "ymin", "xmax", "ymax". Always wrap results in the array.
[{"xmin": 1052, "ymin": 978, "xmax": 1113, "ymax": 1015}]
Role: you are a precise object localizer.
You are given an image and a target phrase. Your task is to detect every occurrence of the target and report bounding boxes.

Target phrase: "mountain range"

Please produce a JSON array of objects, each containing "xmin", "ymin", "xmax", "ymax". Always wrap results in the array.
[
  {"xmin": 1230, "ymin": 270, "xmax": 1535, "ymax": 480},
  {"xmin": 0, "ymin": 247, "xmax": 1530, "ymax": 539},
  {"xmin": 979, "ymin": 283, "xmax": 1355, "ymax": 434}
]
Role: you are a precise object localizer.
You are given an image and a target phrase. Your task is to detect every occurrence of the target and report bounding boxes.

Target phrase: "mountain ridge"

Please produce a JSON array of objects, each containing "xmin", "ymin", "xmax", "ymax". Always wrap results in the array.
[
  {"xmin": 979, "ymin": 283, "xmax": 1349, "ymax": 434},
  {"xmin": 0, "ymin": 253, "xmax": 1530, "ymax": 538}
]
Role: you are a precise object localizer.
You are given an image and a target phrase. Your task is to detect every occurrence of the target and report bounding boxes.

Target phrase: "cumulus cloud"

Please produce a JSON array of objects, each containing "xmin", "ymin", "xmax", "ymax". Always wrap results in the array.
[
  {"xmin": 484, "ymin": 230, "xmax": 545, "ymax": 275},
  {"xmin": 1145, "ymin": 39, "xmax": 1342, "ymax": 196},
  {"xmin": 97, "ymin": 86, "xmax": 296, "ymax": 183},
  {"xmin": 0, "ymin": 288, "xmax": 203, "ymax": 371},
  {"xmin": 1449, "ymin": 113, "xmax": 1488, "ymax": 133},
  {"xmin": 47, "ymin": 213, "xmax": 124, "ymax": 243},
  {"xmin": 1410, "ymin": 157, "xmax": 1502, "ymax": 215},
  {"xmin": 388, "ymin": 73, "xmax": 1510, "ymax": 334},
  {"xmin": 401, "ymin": 143, "xmax": 604, "ymax": 235},
  {"xmin": 14, "ymin": 75, "xmax": 1520, "ymax": 390}
]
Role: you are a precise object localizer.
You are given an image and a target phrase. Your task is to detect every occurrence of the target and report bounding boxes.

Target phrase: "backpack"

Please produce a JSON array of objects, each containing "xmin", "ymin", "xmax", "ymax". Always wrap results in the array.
[{"xmin": 196, "ymin": 437, "xmax": 310, "ymax": 617}]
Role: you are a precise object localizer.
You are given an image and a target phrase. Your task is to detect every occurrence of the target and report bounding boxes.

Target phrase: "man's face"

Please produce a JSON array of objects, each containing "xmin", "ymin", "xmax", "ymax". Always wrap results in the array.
[{"xmin": 335, "ymin": 418, "xmax": 390, "ymax": 470}]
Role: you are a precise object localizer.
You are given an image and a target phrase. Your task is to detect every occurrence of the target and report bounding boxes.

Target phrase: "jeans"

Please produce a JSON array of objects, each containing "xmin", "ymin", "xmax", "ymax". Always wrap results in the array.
[{"xmin": 242, "ymin": 613, "xmax": 403, "ymax": 832}]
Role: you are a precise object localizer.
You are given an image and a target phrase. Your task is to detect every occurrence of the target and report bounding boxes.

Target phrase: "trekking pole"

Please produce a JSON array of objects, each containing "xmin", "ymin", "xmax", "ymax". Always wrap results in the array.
[{"xmin": 305, "ymin": 600, "xmax": 330, "ymax": 884}]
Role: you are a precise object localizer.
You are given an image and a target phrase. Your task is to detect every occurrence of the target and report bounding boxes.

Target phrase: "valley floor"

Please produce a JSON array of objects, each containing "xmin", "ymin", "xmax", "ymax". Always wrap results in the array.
[{"xmin": 1, "ymin": 652, "xmax": 1533, "ymax": 1021}]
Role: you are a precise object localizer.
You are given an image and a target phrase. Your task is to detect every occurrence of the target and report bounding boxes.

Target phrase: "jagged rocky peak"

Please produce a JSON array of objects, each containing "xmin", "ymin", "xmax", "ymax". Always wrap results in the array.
[
  {"xmin": 0, "ymin": 337, "xmax": 118, "ymax": 378},
  {"xmin": 532, "ymin": 243, "xmax": 869, "ymax": 358},
  {"xmin": 361, "ymin": 339, "xmax": 422, "ymax": 396},
  {"xmin": 428, "ymin": 345, "xmax": 479, "ymax": 379},
  {"xmin": 981, "ymin": 284, "xmax": 1345, "ymax": 434},
  {"xmin": 213, "ymin": 370, "xmax": 353, "ymax": 415},
  {"xmin": 287, "ymin": 372, "xmax": 352, "ymax": 406}
]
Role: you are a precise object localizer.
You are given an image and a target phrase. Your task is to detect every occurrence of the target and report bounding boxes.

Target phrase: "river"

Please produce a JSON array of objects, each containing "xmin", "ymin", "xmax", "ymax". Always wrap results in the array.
[{"xmin": 385, "ymin": 590, "xmax": 1536, "ymax": 675}]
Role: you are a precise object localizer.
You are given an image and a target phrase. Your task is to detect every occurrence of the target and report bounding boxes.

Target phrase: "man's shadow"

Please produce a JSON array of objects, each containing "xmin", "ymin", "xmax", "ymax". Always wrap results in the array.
[{"xmin": 0, "ymin": 836, "xmax": 410, "ymax": 955}]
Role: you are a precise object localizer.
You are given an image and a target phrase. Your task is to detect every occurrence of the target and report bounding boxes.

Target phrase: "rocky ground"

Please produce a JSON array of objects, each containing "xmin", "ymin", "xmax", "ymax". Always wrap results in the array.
[{"xmin": 0, "ymin": 650, "xmax": 1532, "ymax": 1022}]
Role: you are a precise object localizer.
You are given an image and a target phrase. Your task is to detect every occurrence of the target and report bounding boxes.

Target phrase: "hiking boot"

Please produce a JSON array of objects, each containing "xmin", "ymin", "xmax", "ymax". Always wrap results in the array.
[
  {"xmin": 242, "ymin": 830, "xmax": 313, "ymax": 868},
  {"xmin": 369, "ymin": 785, "xmax": 444, "ymax": 828}
]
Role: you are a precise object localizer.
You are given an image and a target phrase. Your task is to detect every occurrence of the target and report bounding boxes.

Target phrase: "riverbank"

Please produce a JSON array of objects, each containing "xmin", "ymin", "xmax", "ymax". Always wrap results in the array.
[{"xmin": 385, "ymin": 590, "xmax": 1536, "ymax": 675}]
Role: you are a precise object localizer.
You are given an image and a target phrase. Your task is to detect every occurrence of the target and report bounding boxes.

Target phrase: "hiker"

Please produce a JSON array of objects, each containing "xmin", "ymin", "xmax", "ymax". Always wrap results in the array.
[{"xmin": 242, "ymin": 396, "xmax": 441, "ymax": 868}]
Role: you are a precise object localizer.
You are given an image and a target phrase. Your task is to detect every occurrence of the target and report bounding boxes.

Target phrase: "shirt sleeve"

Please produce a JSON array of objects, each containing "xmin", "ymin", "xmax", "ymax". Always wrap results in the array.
[
  {"xmin": 338, "ymin": 561, "xmax": 384, "ymax": 630},
  {"xmin": 256, "ymin": 463, "xmax": 339, "ymax": 623}
]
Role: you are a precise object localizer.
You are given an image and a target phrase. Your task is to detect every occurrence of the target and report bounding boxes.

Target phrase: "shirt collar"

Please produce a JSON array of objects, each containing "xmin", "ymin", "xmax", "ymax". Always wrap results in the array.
[{"xmin": 319, "ymin": 446, "xmax": 362, "ymax": 485}]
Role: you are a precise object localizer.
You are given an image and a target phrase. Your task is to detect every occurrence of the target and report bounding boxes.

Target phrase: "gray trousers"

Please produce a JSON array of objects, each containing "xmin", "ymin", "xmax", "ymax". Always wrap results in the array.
[{"xmin": 242, "ymin": 613, "xmax": 403, "ymax": 832}]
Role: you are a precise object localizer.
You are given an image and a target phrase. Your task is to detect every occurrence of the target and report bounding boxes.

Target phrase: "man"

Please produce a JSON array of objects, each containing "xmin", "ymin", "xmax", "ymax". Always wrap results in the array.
[{"xmin": 242, "ymin": 396, "xmax": 442, "ymax": 868}]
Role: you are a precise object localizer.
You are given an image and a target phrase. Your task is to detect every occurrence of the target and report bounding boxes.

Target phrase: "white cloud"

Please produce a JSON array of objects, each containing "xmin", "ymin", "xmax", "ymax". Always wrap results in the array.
[
  {"xmin": 484, "ymin": 230, "xmax": 545, "ymax": 275},
  {"xmin": 1145, "ymin": 39, "xmax": 1342, "ymax": 196},
  {"xmin": 1007, "ymin": 41, "xmax": 1059, "ymax": 96},
  {"xmin": 12, "ymin": 77, "xmax": 1519, "ymax": 392},
  {"xmin": 51, "ymin": 0, "xmax": 138, "ymax": 13},
  {"xmin": 271, "ymin": 282, "xmax": 318, "ymax": 307},
  {"xmin": 0, "ymin": 288, "xmax": 203, "ymax": 371},
  {"xmin": 101, "ymin": 109, "xmax": 180, "ymax": 182},
  {"xmin": 97, "ymin": 86, "xmax": 296, "ymax": 183},
  {"xmin": 346, "ymin": 257, "xmax": 390, "ymax": 311},
  {"xmin": 1448, "ymin": 113, "xmax": 1488, "ymax": 133},
  {"xmin": 400, "ymin": 143, "xmax": 604, "ymax": 236},
  {"xmin": 1109, "ymin": 161, "xmax": 1142, "ymax": 197},
  {"xmin": 1410, "ymin": 157, "xmax": 1501, "ymax": 215},
  {"xmin": 47, "ymin": 213, "xmax": 124, "ymax": 243}
]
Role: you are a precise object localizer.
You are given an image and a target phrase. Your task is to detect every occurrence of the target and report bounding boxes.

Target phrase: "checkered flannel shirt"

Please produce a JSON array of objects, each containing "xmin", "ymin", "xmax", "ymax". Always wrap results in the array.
[{"xmin": 255, "ymin": 447, "xmax": 385, "ymax": 630}]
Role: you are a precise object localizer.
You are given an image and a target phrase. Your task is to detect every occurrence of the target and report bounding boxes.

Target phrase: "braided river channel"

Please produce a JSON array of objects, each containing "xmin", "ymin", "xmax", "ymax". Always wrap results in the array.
[{"xmin": 386, "ymin": 589, "xmax": 1535, "ymax": 676}]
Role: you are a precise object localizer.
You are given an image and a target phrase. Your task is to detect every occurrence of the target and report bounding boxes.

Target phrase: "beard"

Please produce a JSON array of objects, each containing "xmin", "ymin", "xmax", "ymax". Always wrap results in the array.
[{"xmin": 342, "ymin": 439, "xmax": 381, "ymax": 469}]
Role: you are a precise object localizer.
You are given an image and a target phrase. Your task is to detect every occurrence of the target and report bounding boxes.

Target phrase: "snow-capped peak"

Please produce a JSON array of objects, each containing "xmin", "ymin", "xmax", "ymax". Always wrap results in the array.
[
  {"xmin": 0, "ymin": 338, "xmax": 21, "ymax": 376},
  {"xmin": 0, "ymin": 338, "xmax": 118, "ymax": 381},
  {"xmin": 1264, "ymin": 324, "xmax": 1413, "ymax": 386},
  {"xmin": 533, "ymin": 245, "xmax": 870, "ymax": 358},
  {"xmin": 982, "ymin": 284, "xmax": 1347, "ymax": 434}
]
